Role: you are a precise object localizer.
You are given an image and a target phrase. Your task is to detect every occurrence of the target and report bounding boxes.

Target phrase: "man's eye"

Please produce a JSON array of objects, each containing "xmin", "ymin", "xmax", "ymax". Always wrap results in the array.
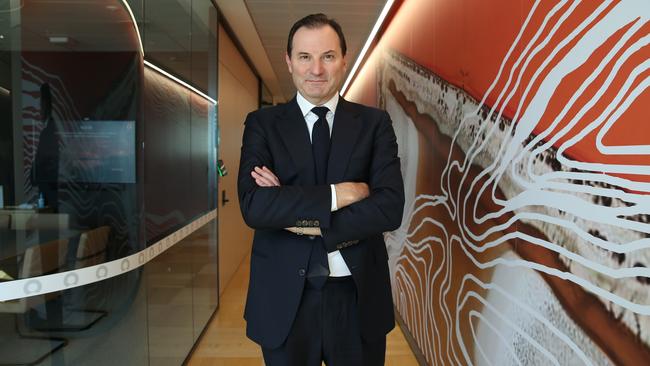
[
  {"xmin": 299, "ymin": 55, "xmax": 309, "ymax": 60},
  {"xmin": 324, "ymin": 54, "xmax": 335, "ymax": 60}
]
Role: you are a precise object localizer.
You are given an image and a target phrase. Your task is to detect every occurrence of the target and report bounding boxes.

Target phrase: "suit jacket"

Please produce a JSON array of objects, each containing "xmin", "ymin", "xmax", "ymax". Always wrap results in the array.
[{"xmin": 237, "ymin": 96, "xmax": 405, "ymax": 349}]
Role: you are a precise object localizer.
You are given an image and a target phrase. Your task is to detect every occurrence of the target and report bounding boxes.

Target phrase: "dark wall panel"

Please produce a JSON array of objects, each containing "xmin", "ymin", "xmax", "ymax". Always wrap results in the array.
[
  {"xmin": 143, "ymin": 68, "xmax": 191, "ymax": 242},
  {"xmin": 190, "ymin": 93, "xmax": 211, "ymax": 215},
  {"xmin": 143, "ymin": 68, "xmax": 213, "ymax": 244}
]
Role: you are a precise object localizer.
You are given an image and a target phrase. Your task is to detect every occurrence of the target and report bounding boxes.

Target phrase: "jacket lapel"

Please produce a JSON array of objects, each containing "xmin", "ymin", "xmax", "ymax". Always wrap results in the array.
[
  {"xmin": 275, "ymin": 98, "xmax": 316, "ymax": 185},
  {"xmin": 327, "ymin": 98, "xmax": 362, "ymax": 183}
]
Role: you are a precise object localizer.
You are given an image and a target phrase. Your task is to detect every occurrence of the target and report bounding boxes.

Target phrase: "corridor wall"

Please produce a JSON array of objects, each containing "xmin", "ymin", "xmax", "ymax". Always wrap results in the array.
[
  {"xmin": 216, "ymin": 24, "xmax": 257, "ymax": 294},
  {"xmin": 346, "ymin": 1, "xmax": 650, "ymax": 364}
]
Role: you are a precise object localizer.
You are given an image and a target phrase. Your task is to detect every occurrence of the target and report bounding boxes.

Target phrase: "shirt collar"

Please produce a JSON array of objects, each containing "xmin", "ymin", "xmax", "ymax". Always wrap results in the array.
[{"xmin": 296, "ymin": 92, "xmax": 339, "ymax": 118}]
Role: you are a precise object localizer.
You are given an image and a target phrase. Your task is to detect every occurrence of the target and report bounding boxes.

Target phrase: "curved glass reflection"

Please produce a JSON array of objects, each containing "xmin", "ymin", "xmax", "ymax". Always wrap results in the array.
[{"xmin": 0, "ymin": 0, "xmax": 218, "ymax": 364}]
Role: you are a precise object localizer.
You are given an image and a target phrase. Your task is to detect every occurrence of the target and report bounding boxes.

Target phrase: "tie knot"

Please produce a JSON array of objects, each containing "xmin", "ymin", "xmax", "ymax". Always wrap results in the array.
[{"xmin": 311, "ymin": 106, "xmax": 329, "ymax": 120}]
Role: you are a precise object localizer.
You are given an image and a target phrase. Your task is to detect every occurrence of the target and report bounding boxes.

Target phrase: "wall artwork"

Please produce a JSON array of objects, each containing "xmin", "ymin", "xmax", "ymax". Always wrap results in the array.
[{"xmin": 349, "ymin": 0, "xmax": 650, "ymax": 364}]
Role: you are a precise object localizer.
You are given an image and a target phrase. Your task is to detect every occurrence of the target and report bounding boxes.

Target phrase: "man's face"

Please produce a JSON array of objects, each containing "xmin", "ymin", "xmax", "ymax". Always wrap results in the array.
[{"xmin": 286, "ymin": 25, "xmax": 347, "ymax": 105}]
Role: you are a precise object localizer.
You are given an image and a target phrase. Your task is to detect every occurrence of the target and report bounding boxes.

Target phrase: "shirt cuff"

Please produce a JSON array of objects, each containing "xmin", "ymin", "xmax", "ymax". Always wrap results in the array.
[{"xmin": 330, "ymin": 184, "xmax": 338, "ymax": 212}]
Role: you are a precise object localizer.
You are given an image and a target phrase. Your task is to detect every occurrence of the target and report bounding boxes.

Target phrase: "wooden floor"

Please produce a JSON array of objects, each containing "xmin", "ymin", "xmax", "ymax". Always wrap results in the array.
[{"xmin": 186, "ymin": 255, "xmax": 419, "ymax": 366}]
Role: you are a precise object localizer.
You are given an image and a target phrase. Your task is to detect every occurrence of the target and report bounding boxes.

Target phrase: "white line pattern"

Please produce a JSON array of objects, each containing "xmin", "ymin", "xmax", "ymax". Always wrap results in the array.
[{"xmin": 381, "ymin": 0, "xmax": 649, "ymax": 364}]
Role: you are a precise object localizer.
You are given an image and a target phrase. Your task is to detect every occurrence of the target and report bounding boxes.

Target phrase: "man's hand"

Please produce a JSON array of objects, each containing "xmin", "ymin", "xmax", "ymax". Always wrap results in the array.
[
  {"xmin": 285, "ymin": 182, "xmax": 368, "ymax": 237},
  {"xmin": 251, "ymin": 166, "xmax": 310, "ymax": 235},
  {"xmin": 251, "ymin": 166, "xmax": 280, "ymax": 187},
  {"xmin": 334, "ymin": 182, "xmax": 369, "ymax": 209},
  {"xmin": 250, "ymin": 166, "xmax": 368, "ymax": 236}
]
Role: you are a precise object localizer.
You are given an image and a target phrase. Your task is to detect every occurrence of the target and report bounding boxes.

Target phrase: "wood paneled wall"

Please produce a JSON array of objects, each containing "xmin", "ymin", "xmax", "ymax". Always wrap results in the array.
[{"xmin": 217, "ymin": 25, "xmax": 258, "ymax": 294}]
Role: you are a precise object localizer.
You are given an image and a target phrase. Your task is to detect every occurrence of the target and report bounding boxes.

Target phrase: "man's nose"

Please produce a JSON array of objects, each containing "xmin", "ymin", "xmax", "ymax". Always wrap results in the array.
[{"xmin": 310, "ymin": 59, "xmax": 324, "ymax": 75}]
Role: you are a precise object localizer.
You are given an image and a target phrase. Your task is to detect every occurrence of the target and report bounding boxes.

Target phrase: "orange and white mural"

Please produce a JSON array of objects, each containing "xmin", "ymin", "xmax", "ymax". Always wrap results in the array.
[{"xmin": 347, "ymin": 0, "xmax": 650, "ymax": 364}]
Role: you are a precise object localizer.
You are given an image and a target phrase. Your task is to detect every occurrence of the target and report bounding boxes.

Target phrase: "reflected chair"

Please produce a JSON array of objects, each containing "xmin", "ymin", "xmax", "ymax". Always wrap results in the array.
[
  {"xmin": 75, "ymin": 226, "xmax": 110, "ymax": 269},
  {"xmin": 62, "ymin": 226, "xmax": 112, "ymax": 331},
  {"xmin": 0, "ymin": 239, "xmax": 69, "ymax": 366},
  {"xmin": 29, "ymin": 226, "xmax": 112, "ymax": 333}
]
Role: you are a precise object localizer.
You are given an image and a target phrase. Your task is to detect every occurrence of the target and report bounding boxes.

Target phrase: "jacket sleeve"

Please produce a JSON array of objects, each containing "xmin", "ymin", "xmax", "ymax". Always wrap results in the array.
[
  {"xmin": 237, "ymin": 111, "xmax": 332, "ymax": 230},
  {"xmin": 321, "ymin": 111, "xmax": 405, "ymax": 252}
]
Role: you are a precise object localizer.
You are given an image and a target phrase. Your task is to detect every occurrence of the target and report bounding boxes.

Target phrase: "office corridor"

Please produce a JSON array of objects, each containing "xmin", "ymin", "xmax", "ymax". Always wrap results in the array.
[{"xmin": 187, "ymin": 255, "xmax": 420, "ymax": 366}]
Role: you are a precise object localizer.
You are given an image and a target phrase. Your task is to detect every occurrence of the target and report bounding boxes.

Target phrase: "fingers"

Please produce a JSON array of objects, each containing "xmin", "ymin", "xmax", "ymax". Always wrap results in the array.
[
  {"xmin": 334, "ymin": 182, "xmax": 370, "ymax": 209},
  {"xmin": 260, "ymin": 166, "xmax": 281, "ymax": 186},
  {"xmin": 251, "ymin": 166, "xmax": 280, "ymax": 187},
  {"xmin": 251, "ymin": 170, "xmax": 274, "ymax": 186},
  {"xmin": 352, "ymin": 183, "xmax": 369, "ymax": 202},
  {"xmin": 348, "ymin": 182, "xmax": 369, "ymax": 200},
  {"xmin": 357, "ymin": 182, "xmax": 370, "ymax": 199}
]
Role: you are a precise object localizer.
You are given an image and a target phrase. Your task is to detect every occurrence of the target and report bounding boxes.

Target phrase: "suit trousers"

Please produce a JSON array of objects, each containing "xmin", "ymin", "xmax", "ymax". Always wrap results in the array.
[{"xmin": 262, "ymin": 276, "xmax": 386, "ymax": 366}]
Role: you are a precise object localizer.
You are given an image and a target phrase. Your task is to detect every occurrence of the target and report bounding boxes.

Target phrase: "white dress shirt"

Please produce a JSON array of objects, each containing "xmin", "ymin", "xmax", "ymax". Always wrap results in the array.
[{"xmin": 295, "ymin": 92, "xmax": 352, "ymax": 277}]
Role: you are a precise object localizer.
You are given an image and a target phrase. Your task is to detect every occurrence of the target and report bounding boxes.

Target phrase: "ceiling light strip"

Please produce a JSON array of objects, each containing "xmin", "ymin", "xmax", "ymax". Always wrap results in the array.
[
  {"xmin": 121, "ymin": 1, "xmax": 215, "ymax": 105},
  {"xmin": 341, "ymin": 0, "xmax": 396, "ymax": 95},
  {"xmin": 144, "ymin": 60, "xmax": 217, "ymax": 105}
]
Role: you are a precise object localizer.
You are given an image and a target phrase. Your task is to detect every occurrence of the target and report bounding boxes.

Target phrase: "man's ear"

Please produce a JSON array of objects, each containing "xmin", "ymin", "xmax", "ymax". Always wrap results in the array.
[{"xmin": 285, "ymin": 53, "xmax": 293, "ymax": 74}]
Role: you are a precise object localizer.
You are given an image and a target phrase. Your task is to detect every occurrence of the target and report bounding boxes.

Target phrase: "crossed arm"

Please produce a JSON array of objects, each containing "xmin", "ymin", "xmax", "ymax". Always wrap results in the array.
[
  {"xmin": 238, "ymin": 111, "xmax": 404, "ymax": 251},
  {"xmin": 251, "ymin": 166, "xmax": 369, "ymax": 235}
]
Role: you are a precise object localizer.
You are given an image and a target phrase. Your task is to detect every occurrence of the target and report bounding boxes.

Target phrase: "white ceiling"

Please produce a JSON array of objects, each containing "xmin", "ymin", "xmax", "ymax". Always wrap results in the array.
[{"xmin": 218, "ymin": 0, "xmax": 387, "ymax": 103}]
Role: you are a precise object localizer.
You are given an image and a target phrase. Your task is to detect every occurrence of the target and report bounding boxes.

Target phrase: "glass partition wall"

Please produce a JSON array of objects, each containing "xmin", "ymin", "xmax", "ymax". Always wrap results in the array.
[{"xmin": 0, "ymin": 1, "xmax": 218, "ymax": 365}]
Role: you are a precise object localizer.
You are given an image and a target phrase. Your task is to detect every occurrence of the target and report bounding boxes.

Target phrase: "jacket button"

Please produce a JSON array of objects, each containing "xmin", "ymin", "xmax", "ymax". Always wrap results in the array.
[
  {"xmin": 301, "ymin": 220, "xmax": 309, "ymax": 227},
  {"xmin": 296, "ymin": 220, "xmax": 302, "ymax": 226},
  {"xmin": 298, "ymin": 268, "xmax": 306, "ymax": 276},
  {"xmin": 314, "ymin": 220, "xmax": 320, "ymax": 226},
  {"xmin": 336, "ymin": 244, "xmax": 343, "ymax": 250}
]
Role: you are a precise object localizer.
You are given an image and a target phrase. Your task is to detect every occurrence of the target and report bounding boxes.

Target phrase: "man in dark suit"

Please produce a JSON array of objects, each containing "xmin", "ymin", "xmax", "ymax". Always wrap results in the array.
[{"xmin": 238, "ymin": 13, "xmax": 404, "ymax": 366}]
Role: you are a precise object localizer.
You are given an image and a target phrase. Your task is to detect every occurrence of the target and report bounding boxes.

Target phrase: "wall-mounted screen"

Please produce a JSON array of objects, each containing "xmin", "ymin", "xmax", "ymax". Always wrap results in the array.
[{"xmin": 55, "ymin": 120, "xmax": 136, "ymax": 184}]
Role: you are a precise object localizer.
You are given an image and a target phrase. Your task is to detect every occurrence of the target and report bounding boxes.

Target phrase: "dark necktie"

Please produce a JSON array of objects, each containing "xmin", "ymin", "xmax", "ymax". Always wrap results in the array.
[
  {"xmin": 307, "ymin": 106, "xmax": 330, "ymax": 289},
  {"xmin": 311, "ymin": 106, "xmax": 330, "ymax": 184}
]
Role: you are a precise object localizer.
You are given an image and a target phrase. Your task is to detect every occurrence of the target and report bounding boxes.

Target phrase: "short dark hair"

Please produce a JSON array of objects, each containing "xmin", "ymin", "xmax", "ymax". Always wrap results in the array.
[{"xmin": 287, "ymin": 13, "xmax": 347, "ymax": 57}]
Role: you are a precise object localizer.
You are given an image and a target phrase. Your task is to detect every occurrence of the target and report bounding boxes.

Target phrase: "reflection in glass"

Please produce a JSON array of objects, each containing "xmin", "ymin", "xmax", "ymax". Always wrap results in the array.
[
  {"xmin": 0, "ymin": 1, "xmax": 143, "ymax": 364},
  {"xmin": 145, "ymin": 0, "xmax": 192, "ymax": 85},
  {"xmin": 191, "ymin": 0, "xmax": 217, "ymax": 93},
  {"xmin": 0, "ymin": 0, "xmax": 218, "ymax": 364}
]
